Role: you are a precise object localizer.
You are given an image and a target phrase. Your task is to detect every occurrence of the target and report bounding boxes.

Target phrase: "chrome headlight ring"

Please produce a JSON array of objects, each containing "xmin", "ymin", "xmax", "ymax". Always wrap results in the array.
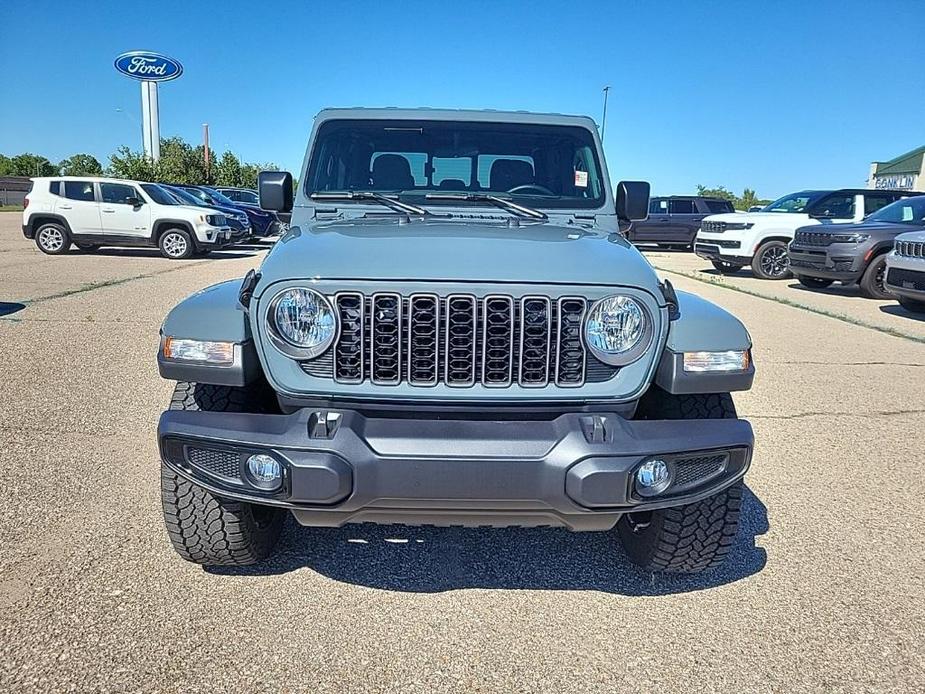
[
  {"xmin": 584, "ymin": 294, "xmax": 654, "ymax": 366},
  {"xmin": 265, "ymin": 287, "xmax": 339, "ymax": 360}
]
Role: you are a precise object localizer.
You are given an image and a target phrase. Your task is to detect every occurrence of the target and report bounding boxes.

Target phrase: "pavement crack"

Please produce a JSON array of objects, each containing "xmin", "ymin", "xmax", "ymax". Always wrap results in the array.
[
  {"xmin": 763, "ymin": 360, "xmax": 924, "ymax": 368},
  {"xmin": 751, "ymin": 408, "xmax": 925, "ymax": 421}
]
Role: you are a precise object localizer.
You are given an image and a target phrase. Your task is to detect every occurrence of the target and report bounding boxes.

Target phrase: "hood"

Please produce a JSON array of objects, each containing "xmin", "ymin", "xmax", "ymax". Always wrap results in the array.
[
  {"xmin": 796, "ymin": 220, "xmax": 925, "ymax": 237},
  {"xmin": 705, "ymin": 211, "xmax": 810, "ymax": 223},
  {"xmin": 257, "ymin": 217, "xmax": 661, "ymax": 290}
]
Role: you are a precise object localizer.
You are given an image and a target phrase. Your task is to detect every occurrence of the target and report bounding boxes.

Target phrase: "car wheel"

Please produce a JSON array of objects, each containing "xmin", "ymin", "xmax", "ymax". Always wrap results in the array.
[
  {"xmin": 859, "ymin": 255, "xmax": 891, "ymax": 299},
  {"xmin": 751, "ymin": 240, "xmax": 791, "ymax": 280},
  {"xmin": 161, "ymin": 382, "xmax": 285, "ymax": 566},
  {"xmin": 796, "ymin": 275, "xmax": 834, "ymax": 289},
  {"xmin": 711, "ymin": 260, "xmax": 743, "ymax": 275},
  {"xmin": 158, "ymin": 228, "xmax": 194, "ymax": 260},
  {"xmin": 618, "ymin": 390, "xmax": 743, "ymax": 573},
  {"xmin": 35, "ymin": 222, "xmax": 70, "ymax": 255},
  {"xmin": 898, "ymin": 296, "xmax": 925, "ymax": 314}
]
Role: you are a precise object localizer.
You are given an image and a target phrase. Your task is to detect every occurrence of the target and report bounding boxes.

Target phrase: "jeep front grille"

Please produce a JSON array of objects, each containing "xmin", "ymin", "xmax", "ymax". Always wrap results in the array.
[
  {"xmin": 701, "ymin": 220, "xmax": 726, "ymax": 233},
  {"xmin": 305, "ymin": 292, "xmax": 616, "ymax": 388},
  {"xmin": 895, "ymin": 239, "xmax": 925, "ymax": 258},
  {"xmin": 794, "ymin": 230, "xmax": 835, "ymax": 246}
]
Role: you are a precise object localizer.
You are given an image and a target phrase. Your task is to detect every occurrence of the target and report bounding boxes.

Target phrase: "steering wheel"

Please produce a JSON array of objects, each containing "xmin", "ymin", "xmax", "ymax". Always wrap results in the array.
[{"xmin": 507, "ymin": 184, "xmax": 555, "ymax": 196}]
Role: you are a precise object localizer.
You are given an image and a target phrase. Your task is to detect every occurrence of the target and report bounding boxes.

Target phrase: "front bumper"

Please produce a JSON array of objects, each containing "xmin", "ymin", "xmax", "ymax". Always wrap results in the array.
[
  {"xmin": 158, "ymin": 408, "xmax": 753, "ymax": 530},
  {"xmin": 788, "ymin": 244, "xmax": 864, "ymax": 281},
  {"xmin": 196, "ymin": 226, "xmax": 233, "ymax": 249},
  {"xmin": 885, "ymin": 264, "xmax": 925, "ymax": 301},
  {"xmin": 694, "ymin": 242, "xmax": 751, "ymax": 264}
]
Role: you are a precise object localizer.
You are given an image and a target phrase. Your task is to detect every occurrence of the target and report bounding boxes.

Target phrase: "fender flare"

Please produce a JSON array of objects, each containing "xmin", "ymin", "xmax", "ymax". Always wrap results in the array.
[{"xmin": 26, "ymin": 212, "xmax": 73, "ymax": 237}]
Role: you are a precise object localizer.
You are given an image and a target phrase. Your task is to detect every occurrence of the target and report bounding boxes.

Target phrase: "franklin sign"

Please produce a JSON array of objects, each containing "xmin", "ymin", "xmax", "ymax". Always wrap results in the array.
[{"xmin": 114, "ymin": 51, "xmax": 183, "ymax": 82}]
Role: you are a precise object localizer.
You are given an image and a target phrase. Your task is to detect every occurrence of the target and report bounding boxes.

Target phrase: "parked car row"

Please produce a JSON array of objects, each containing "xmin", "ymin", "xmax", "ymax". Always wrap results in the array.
[{"xmin": 21, "ymin": 176, "xmax": 283, "ymax": 259}]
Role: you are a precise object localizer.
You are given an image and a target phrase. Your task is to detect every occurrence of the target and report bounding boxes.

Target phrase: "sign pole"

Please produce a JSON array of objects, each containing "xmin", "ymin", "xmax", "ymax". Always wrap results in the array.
[{"xmin": 140, "ymin": 80, "xmax": 161, "ymax": 163}]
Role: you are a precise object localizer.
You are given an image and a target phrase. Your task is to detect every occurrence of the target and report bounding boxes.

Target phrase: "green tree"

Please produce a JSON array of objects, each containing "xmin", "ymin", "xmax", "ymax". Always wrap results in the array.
[
  {"xmin": 108, "ymin": 146, "xmax": 157, "ymax": 181},
  {"xmin": 58, "ymin": 153, "xmax": 103, "ymax": 176},
  {"xmin": 0, "ymin": 154, "xmax": 13, "ymax": 176},
  {"xmin": 9, "ymin": 153, "xmax": 56, "ymax": 177},
  {"xmin": 696, "ymin": 184, "xmax": 736, "ymax": 202},
  {"xmin": 215, "ymin": 151, "xmax": 242, "ymax": 186},
  {"xmin": 739, "ymin": 188, "xmax": 761, "ymax": 210}
]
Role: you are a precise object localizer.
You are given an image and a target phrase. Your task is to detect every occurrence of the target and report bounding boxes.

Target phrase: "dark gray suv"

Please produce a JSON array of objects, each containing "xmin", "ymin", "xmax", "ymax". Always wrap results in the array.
[
  {"xmin": 628, "ymin": 196, "xmax": 734, "ymax": 248},
  {"xmin": 788, "ymin": 195, "xmax": 925, "ymax": 298}
]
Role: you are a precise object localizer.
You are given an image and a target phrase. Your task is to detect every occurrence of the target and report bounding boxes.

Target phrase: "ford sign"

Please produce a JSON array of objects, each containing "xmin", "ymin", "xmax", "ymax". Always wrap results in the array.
[{"xmin": 114, "ymin": 51, "xmax": 183, "ymax": 82}]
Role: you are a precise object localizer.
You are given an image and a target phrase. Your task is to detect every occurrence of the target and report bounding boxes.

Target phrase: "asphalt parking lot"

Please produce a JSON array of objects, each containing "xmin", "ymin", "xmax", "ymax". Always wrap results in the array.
[{"xmin": 1, "ymin": 212, "xmax": 923, "ymax": 692}]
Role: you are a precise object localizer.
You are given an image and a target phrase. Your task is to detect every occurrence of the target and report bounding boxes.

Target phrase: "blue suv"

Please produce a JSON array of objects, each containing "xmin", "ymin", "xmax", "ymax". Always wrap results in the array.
[{"xmin": 176, "ymin": 185, "xmax": 279, "ymax": 237}]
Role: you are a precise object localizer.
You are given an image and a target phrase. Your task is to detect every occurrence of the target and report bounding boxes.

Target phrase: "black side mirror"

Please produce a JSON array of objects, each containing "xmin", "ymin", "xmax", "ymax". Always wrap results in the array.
[
  {"xmin": 127, "ymin": 196, "xmax": 143, "ymax": 207},
  {"xmin": 259, "ymin": 171, "xmax": 294, "ymax": 213},
  {"xmin": 615, "ymin": 181, "xmax": 650, "ymax": 222}
]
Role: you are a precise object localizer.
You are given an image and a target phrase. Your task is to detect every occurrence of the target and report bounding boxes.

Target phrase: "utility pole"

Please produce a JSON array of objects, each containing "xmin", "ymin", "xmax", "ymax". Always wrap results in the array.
[
  {"xmin": 601, "ymin": 85, "xmax": 611, "ymax": 142},
  {"xmin": 203, "ymin": 123, "xmax": 210, "ymax": 182}
]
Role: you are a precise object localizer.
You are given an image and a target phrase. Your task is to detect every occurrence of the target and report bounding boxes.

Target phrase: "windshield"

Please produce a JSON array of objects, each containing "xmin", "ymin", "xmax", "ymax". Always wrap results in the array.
[
  {"xmin": 229, "ymin": 189, "xmax": 258, "ymax": 204},
  {"xmin": 166, "ymin": 186, "xmax": 206, "ymax": 207},
  {"xmin": 764, "ymin": 191, "xmax": 827, "ymax": 213},
  {"xmin": 305, "ymin": 118, "xmax": 606, "ymax": 209},
  {"xmin": 202, "ymin": 187, "xmax": 237, "ymax": 206},
  {"xmin": 867, "ymin": 195, "xmax": 925, "ymax": 225},
  {"xmin": 141, "ymin": 184, "xmax": 179, "ymax": 206}
]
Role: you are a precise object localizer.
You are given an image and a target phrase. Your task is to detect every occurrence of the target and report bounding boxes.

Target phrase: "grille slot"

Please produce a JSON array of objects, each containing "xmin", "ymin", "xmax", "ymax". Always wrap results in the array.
[
  {"xmin": 187, "ymin": 447, "xmax": 241, "ymax": 480},
  {"xmin": 701, "ymin": 220, "xmax": 726, "ymax": 233},
  {"xmin": 518, "ymin": 296, "xmax": 552, "ymax": 387},
  {"xmin": 334, "ymin": 292, "xmax": 364, "ymax": 383},
  {"xmin": 896, "ymin": 240, "xmax": 925, "ymax": 258},
  {"xmin": 371, "ymin": 293, "xmax": 402, "ymax": 385},
  {"xmin": 445, "ymin": 295, "xmax": 477, "ymax": 386},
  {"xmin": 408, "ymin": 294, "xmax": 439, "ymax": 385},
  {"xmin": 671, "ymin": 454, "xmax": 727, "ymax": 492},
  {"xmin": 555, "ymin": 298, "xmax": 586, "ymax": 386},
  {"xmin": 482, "ymin": 295, "xmax": 514, "ymax": 387}
]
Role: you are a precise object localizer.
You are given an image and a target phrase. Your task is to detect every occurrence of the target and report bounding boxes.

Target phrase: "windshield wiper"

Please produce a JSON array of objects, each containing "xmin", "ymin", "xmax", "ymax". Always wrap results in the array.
[
  {"xmin": 310, "ymin": 191, "xmax": 431, "ymax": 216},
  {"xmin": 424, "ymin": 193, "xmax": 548, "ymax": 220}
]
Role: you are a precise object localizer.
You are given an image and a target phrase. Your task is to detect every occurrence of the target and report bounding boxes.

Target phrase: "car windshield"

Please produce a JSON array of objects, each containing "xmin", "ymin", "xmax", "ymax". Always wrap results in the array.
[
  {"xmin": 141, "ymin": 184, "xmax": 179, "ymax": 206},
  {"xmin": 305, "ymin": 118, "xmax": 606, "ymax": 209},
  {"xmin": 167, "ymin": 186, "xmax": 206, "ymax": 206},
  {"xmin": 866, "ymin": 195, "xmax": 925, "ymax": 225},
  {"xmin": 763, "ymin": 191, "xmax": 827, "ymax": 213},
  {"xmin": 202, "ymin": 187, "xmax": 237, "ymax": 206},
  {"xmin": 228, "ymin": 189, "xmax": 258, "ymax": 204}
]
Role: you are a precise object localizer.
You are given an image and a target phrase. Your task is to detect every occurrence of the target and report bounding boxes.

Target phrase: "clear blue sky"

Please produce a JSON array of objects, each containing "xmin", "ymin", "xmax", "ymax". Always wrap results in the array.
[{"xmin": 2, "ymin": 0, "xmax": 923, "ymax": 199}]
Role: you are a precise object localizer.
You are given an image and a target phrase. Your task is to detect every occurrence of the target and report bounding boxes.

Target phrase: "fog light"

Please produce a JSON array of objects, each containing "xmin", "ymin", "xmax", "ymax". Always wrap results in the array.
[
  {"xmin": 246, "ymin": 454, "xmax": 282, "ymax": 490},
  {"xmin": 635, "ymin": 458, "xmax": 671, "ymax": 497},
  {"xmin": 683, "ymin": 349, "xmax": 750, "ymax": 373},
  {"xmin": 163, "ymin": 337, "xmax": 235, "ymax": 366}
]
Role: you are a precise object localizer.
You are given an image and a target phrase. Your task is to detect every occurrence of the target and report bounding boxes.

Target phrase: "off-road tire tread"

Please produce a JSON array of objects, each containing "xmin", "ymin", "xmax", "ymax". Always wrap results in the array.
[{"xmin": 161, "ymin": 382, "xmax": 283, "ymax": 566}]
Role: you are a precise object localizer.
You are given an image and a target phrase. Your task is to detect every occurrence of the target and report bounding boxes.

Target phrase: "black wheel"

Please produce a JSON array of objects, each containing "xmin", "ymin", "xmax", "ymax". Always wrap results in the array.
[
  {"xmin": 619, "ymin": 390, "xmax": 743, "ymax": 573},
  {"xmin": 796, "ymin": 275, "xmax": 833, "ymax": 289},
  {"xmin": 858, "ymin": 255, "xmax": 890, "ymax": 299},
  {"xmin": 711, "ymin": 260, "xmax": 743, "ymax": 275},
  {"xmin": 158, "ymin": 228, "xmax": 195, "ymax": 259},
  {"xmin": 35, "ymin": 222, "xmax": 70, "ymax": 255},
  {"xmin": 74, "ymin": 242, "xmax": 100, "ymax": 252},
  {"xmin": 751, "ymin": 240, "xmax": 791, "ymax": 280},
  {"xmin": 898, "ymin": 296, "xmax": 925, "ymax": 314},
  {"xmin": 160, "ymin": 382, "xmax": 285, "ymax": 566}
]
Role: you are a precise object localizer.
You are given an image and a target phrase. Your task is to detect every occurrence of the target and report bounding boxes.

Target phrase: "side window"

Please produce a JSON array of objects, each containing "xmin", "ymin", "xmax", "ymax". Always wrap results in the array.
[
  {"xmin": 864, "ymin": 193, "xmax": 897, "ymax": 216},
  {"xmin": 669, "ymin": 199, "xmax": 694, "ymax": 214},
  {"xmin": 63, "ymin": 181, "xmax": 96, "ymax": 202},
  {"xmin": 49, "ymin": 181, "xmax": 61, "ymax": 196},
  {"xmin": 811, "ymin": 193, "xmax": 855, "ymax": 219},
  {"xmin": 649, "ymin": 199, "xmax": 667, "ymax": 214},
  {"xmin": 705, "ymin": 199, "xmax": 735, "ymax": 213},
  {"xmin": 100, "ymin": 183, "xmax": 139, "ymax": 204}
]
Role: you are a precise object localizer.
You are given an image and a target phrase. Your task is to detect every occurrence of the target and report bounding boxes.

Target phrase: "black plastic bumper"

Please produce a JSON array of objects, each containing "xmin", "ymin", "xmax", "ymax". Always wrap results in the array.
[
  {"xmin": 885, "ymin": 267, "xmax": 925, "ymax": 301},
  {"xmin": 788, "ymin": 246, "xmax": 862, "ymax": 282},
  {"xmin": 694, "ymin": 243, "xmax": 751, "ymax": 265},
  {"xmin": 158, "ymin": 408, "xmax": 754, "ymax": 531}
]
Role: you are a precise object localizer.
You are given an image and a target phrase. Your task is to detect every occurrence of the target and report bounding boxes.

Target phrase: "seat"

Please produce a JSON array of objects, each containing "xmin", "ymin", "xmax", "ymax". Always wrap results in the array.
[
  {"xmin": 437, "ymin": 179, "xmax": 467, "ymax": 191},
  {"xmin": 489, "ymin": 160, "xmax": 534, "ymax": 192},
  {"xmin": 371, "ymin": 154, "xmax": 415, "ymax": 191}
]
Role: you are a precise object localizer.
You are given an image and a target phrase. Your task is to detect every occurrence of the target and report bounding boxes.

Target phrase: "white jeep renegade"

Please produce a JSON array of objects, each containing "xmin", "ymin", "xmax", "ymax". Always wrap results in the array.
[
  {"xmin": 22, "ymin": 176, "xmax": 233, "ymax": 259},
  {"xmin": 694, "ymin": 188, "xmax": 909, "ymax": 279}
]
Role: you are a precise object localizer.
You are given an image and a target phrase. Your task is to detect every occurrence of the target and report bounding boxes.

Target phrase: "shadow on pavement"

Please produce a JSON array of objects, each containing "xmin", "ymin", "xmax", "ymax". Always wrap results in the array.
[
  {"xmin": 209, "ymin": 486, "xmax": 769, "ymax": 595},
  {"xmin": 72, "ymin": 248, "xmax": 259, "ymax": 260},
  {"xmin": 0, "ymin": 301, "xmax": 26, "ymax": 317},
  {"xmin": 879, "ymin": 303, "xmax": 925, "ymax": 322}
]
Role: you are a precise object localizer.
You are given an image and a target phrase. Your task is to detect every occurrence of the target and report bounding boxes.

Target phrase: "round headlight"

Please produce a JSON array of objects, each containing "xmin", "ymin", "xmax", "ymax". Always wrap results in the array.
[
  {"xmin": 584, "ymin": 295, "xmax": 652, "ymax": 365},
  {"xmin": 267, "ymin": 287, "xmax": 337, "ymax": 358}
]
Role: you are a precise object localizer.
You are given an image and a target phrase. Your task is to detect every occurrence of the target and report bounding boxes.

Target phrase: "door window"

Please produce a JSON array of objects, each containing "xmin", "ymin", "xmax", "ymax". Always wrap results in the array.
[
  {"xmin": 649, "ymin": 199, "xmax": 668, "ymax": 214},
  {"xmin": 669, "ymin": 199, "xmax": 694, "ymax": 214},
  {"xmin": 863, "ymin": 193, "xmax": 898, "ymax": 216},
  {"xmin": 63, "ymin": 181, "xmax": 95, "ymax": 201},
  {"xmin": 100, "ymin": 183, "xmax": 139, "ymax": 204},
  {"xmin": 811, "ymin": 194, "xmax": 855, "ymax": 219}
]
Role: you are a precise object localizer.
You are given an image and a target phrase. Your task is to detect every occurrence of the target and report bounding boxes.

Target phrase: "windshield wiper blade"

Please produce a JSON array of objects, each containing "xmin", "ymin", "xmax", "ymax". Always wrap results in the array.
[
  {"xmin": 424, "ymin": 193, "xmax": 548, "ymax": 220},
  {"xmin": 310, "ymin": 191, "xmax": 430, "ymax": 216}
]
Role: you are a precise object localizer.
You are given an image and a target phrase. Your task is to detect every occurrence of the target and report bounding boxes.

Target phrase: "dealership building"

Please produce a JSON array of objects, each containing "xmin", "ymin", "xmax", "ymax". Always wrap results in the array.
[{"xmin": 868, "ymin": 146, "xmax": 925, "ymax": 191}]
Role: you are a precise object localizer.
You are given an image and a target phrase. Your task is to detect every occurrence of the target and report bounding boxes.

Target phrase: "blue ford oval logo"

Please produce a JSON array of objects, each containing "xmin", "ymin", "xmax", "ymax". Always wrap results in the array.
[{"xmin": 114, "ymin": 51, "xmax": 183, "ymax": 82}]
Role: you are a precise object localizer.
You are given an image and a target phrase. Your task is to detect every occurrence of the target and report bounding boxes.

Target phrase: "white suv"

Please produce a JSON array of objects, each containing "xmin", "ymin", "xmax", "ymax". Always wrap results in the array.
[
  {"xmin": 22, "ymin": 176, "xmax": 233, "ymax": 259},
  {"xmin": 885, "ymin": 230, "xmax": 925, "ymax": 314},
  {"xmin": 694, "ymin": 188, "xmax": 909, "ymax": 279}
]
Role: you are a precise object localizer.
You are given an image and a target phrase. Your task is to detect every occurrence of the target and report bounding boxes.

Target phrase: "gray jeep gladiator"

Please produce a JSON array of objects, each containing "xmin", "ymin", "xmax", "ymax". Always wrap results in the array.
[{"xmin": 157, "ymin": 108, "xmax": 756, "ymax": 573}]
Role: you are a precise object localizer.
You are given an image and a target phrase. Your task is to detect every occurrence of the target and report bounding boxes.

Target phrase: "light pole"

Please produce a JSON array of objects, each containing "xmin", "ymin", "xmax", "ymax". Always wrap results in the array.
[
  {"xmin": 203, "ymin": 123, "xmax": 210, "ymax": 181},
  {"xmin": 601, "ymin": 85, "xmax": 611, "ymax": 142}
]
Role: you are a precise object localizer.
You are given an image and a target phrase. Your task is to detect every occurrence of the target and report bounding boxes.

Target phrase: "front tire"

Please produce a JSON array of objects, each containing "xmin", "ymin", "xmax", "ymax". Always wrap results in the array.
[
  {"xmin": 796, "ymin": 275, "xmax": 834, "ymax": 289},
  {"xmin": 158, "ymin": 228, "xmax": 195, "ymax": 259},
  {"xmin": 160, "ymin": 382, "xmax": 285, "ymax": 566},
  {"xmin": 35, "ymin": 222, "xmax": 70, "ymax": 255},
  {"xmin": 619, "ymin": 391, "xmax": 744, "ymax": 573},
  {"xmin": 859, "ymin": 255, "xmax": 890, "ymax": 299},
  {"xmin": 751, "ymin": 240, "xmax": 791, "ymax": 280}
]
